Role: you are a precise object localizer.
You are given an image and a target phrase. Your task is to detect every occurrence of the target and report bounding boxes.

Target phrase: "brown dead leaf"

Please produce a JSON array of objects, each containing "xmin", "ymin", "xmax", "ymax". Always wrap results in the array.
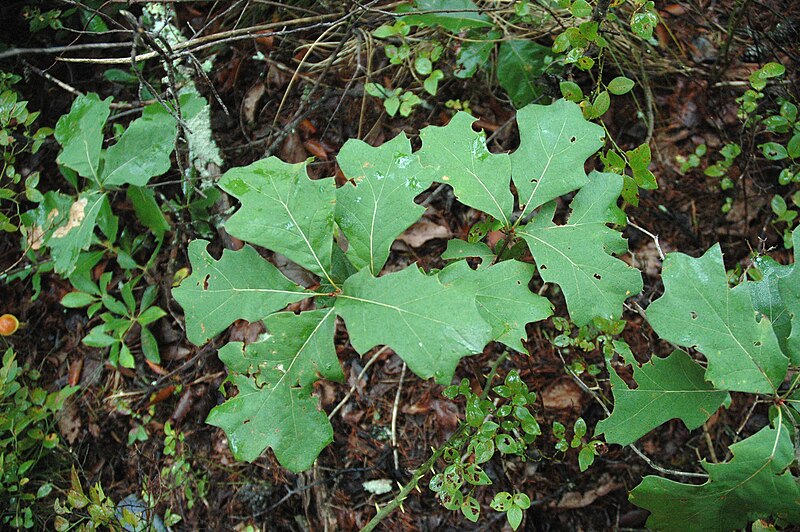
[
  {"xmin": 280, "ymin": 131, "xmax": 308, "ymax": 164},
  {"xmin": 298, "ymin": 119, "xmax": 317, "ymax": 136},
  {"xmin": 68, "ymin": 358, "xmax": 83, "ymax": 387},
  {"xmin": 431, "ymin": 399, "xmax": 460, "ymax": 431},
  {"xmin": 242, "ymin": 82, "xmax": 266, "ymax": 124},
  {"xmin": 540, "ymin": 379, "xmax": 583, "ymax": 411},
  {"xmin": 149, "ymin": 385, "xmax": 175, "ymax": 405},
  {"xmin": 396, "ymin": 219, "xmax": 451, "ymax": 248},
  {"xmin": 57, "ymin": 398, "xmax": 82, "ymax": 445},
  {"xmin": 254, "ymin": 30, "xmax": 274, "ymax": 49},
  {"xmin": 145, "ymin": 359, "xmax": 169, "ymax": 375},
  {"xmin": 304, "ymin": 139, "xmax": 329, "ymax": 160},
  {"xmin": 552, "ymin": 474, "xmax": 621, "ymax": 509}
]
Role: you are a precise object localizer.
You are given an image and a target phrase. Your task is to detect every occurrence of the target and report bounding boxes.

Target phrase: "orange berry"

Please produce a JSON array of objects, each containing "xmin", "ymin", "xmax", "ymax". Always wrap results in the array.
[{"xmin": 0, "ymin": 314, "xmax": 19, "ymax": 336}]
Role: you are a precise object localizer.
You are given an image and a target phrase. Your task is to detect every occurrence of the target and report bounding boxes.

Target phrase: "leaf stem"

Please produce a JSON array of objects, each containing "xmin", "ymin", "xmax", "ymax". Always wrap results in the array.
[{"xmin": 359, "ymin": 352, "xmax": 508, "ymax": 531}]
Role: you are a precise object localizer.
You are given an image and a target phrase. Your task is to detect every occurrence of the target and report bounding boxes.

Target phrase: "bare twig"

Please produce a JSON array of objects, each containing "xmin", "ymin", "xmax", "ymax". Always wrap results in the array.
[
  {"xmin": 0, "ymin": 42, "xmax": 133, "ymax": 61},
  {"xmin": 627, "ymin": 217, "xmax": 665, "ymax": 260},
  {"xmin": 55, "ymin": 14, "xmax": 343, "ymax": 64},
  {"xmin": 328, "ymin": 346, "xmax": 390, "ymax": 419},
  {"xmin": 391, "ymin": 362, "xmax": 407, "ymax": 471}
]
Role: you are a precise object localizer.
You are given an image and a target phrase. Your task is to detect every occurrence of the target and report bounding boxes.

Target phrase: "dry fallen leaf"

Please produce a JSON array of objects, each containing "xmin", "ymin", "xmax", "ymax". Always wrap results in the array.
[
  {"xmin": 552, "ymin": 474, "xmax": 621, "ymax": 509},
  {"xmin": 242, "ymin": 82, "xmax": 266, "ymax": 124},
  {"xmin": 396, "ymin": 219, "xmax": 451, "ymax": 248},
  {"xmin": 57, "ymin": 398, "xmax": 82, "ymax": 445},
  {"xmin": 540, "ymin": 379, "xmax": 583, "ymax": 411}
]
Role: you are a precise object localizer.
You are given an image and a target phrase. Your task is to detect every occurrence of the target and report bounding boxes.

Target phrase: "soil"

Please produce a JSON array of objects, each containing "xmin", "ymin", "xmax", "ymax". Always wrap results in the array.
[{"xmin": 1, "ymin": 1, "xmax": 798, "ymax": 531}]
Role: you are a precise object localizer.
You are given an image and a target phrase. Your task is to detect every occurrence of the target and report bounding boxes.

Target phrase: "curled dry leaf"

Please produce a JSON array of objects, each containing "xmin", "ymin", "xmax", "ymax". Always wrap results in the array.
[
  {"xmin": 57, "ymin": 398, "xmax": 82, "ymax": 445},
  {"xmin": 304, "ymin": 139, "xmax": 329, "ymax": 160},
  {"xmin": 68, "ymin": 358, "xmax": 83, "ymax": 386},
  {"xmin": 149, "ymin": 384, "xmax": 176, "ymax": 405},
  {"xmin": 242, "ymin": 82, "xmax": 266, "ymax": 124},
  {"xmin": 395, "ymin": 219, "xmax": 451, "ymax": 248},
  {"xmin": 552, "ymin": 474, "xmax": 622, "ymax": 509}
]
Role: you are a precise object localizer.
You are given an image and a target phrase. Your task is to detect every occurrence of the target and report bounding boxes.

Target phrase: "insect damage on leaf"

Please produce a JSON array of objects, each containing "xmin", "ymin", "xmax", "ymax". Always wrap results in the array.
[{"xmin": 51, "ymin": 198, "xmax": 87, "ymax": 239}]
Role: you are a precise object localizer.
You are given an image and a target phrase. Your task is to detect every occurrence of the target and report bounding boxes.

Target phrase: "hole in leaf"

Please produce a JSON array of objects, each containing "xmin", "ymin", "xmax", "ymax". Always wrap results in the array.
[
  {"xmin": 243, "ymin": 418, "xmax": 251, "ymax": 424},
  {"xmin": 570, "ymin": 136, "xmax": 577, "ymax": 143},
  {"xmin": 754, "ymin": 341, "xmax": 762, "ymax": 347},
  {"xmin": 516, "ymin": 280, "xmax": 522, "ymax": 285},
  {"xmin": 540, "ymin": 264, "xmax": 548, "ymax": 270},
  {"xmin": 530, "ymin": 178, "xmax": 538, "ymax": 184},
  {"xmin": 202, "ymin": 275, "xmax": 210, "ymax": 290},
  {"xmin": 690, "ymin": 311, "xmax": 698, "ymax": 319},
  {"xmin": 593, "ymin": 273, "xmax": 602, "ymax": 280}
]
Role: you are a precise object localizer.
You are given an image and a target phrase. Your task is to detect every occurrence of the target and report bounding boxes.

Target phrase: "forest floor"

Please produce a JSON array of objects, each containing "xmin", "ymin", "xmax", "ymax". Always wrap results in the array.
[{"xmin": 1, "ymin": 1, "xmax": 799, "ymax": 530}]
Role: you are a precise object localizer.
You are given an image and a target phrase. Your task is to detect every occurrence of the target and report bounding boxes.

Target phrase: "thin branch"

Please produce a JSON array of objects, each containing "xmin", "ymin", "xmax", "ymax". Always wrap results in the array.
[
  {"xmin": 391, "ymin": 362, "xmax": 407, "ymax": 471},
  {"xmin": 328, "ymin": 346, "xmax": 390, "ymax": 420},
  {"xmin": 0, "ymin": 42, "xmax": 133, "ymax": 61},
  {"xmin": 627, "ymin": 217, "xmax": 665, "ymax": 260},
  {"xmin": 55, "ymin": 14, "xmax": 343, "ymax": 64}
]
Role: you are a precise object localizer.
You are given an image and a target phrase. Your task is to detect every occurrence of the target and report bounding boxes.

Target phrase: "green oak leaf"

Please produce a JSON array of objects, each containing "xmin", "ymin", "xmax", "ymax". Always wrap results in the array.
[
  {"xmin": 219, "ymin": 157, "xmax": 337, "ymax": 285},
  {"xmin": 206, "ymin": 309, "xmax": 341, "ymax": 472},
  {"xmin": 441, "ymin": 239, "xmax": 495, "ymax": 267},
  {"xmin": 172, "ymin": 240, "xmax": 310, "ymax": 345},
  {"xmin": 54, "ymin": 93, "xmax": 112, "ymax": 183},
  {"xmin": 647, "ymin": 244, "xmax": 788, "ymax": 394},
  {"xmin": 596, "ymin": 350, "xmax": 729, "ymax": 446},
  {"xmin": 401, "ymin": 0, "xmax": 494, "ymax": 32},
  {"xmin": 750, "ymin": 229, "xmax": 800, "ymax": 364},
  {"xmin": 511, "ymin": 99, "xmax": 605, "ymax": 220},
  {"xmin": 497, "ymin": 40, "xmax": 556, "ymax": 109},
  {"xmin": 335, "ymin": 266, "xmax": 492, "ymax": 383},
  {"xmin": 335, "ymin": 133, "xmax": 429, "ymax": 275},
  {"xmin": 630, "ymin": 424, "xmax": 800, "ymax": 531},
  {"xmin": 518, "ymin": 171, "xmax": 642, "ymax": 326},
  {"xmin": 101, "ymin": 102, "xmax": 177, "ymax": 186},
  {"xmin": 438, "ymin": 259, "xmax": 553, "ymax": 351},
  {"xmin": 418, "ymin": 112, "xmax": 514, "ymax": 225}
]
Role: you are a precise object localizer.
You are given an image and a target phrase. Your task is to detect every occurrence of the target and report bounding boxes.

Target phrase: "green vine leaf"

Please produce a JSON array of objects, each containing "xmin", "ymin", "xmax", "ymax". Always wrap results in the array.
[
  {"xmin": 418, "ymin": 112, "xmax": 514, "ymax": 225},
  {"xmin": 497, "ymin": 40, "xmax": 555, "ymax": 109},
  {"xmin": 647, "ymin": 244, "xmax": 788, "ymax": 394},
  {"xmin": 206, "ymin": 309, "xmax": 340, "ymax": 472},
  {"xmin": 511, "ymin": 99, "xmax": 605, "ymax": 220},
  {"xmin": 596, "ymin": 350, "xmax": 729, "ymax": 446},
  {"xmin": 172, "ymin": 240, "xmax": 310, "ymax": 345},
  {"xmin": 335, "ymin": 133, "xmax": 430, "ymax": 275},
  {"xmin": 438, "ymin": 259, "xmax": 553, "ymax": 351},
  {"xmin": 401, "ymin": 0, "xmax": 494, "ymax": 32},
  {"xmin": 519, "ymin": 171, "xmax": 642, "ymax": 326},
  {"xmin": 629, "ymin": 424, "xmax": 800, "ymax": 531},
  {"xmin": 219, "ymin": 157, "xmax": 337, "ymax": 285},
  {"xmin": 101, "ymin": 103, "xmax": 177, "ymax": 187},
  {"xmin": 750, "ymin": 229, "xmax": 800, "ymax": 364},
  {"xmin": 54, "ymin": 93, "xmax": 112, "ymax": 183},
  {"xmin": 335, "ymin": 265, "xmax": 492, "ymax": 383}
]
